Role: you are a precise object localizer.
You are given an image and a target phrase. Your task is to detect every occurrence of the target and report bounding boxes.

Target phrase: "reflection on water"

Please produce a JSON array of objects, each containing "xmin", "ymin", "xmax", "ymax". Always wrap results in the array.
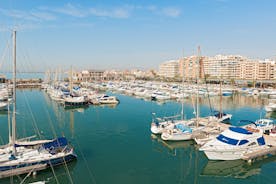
[
  {"xmin": 265, "ymin": 111, "xmax": 276, "ymax": 119},
  {"xmin": 201, "ymin": 156, "xmax": 276, "ymax": 179},
  {"xmin": 1, "ymin": 90, "xmax": 276, "ymax": 183},
  {"xmin": 0, "ymin": 109, "xmax": 8, "ymax": 116},
  {"xmin": 0, "ymin": 160, "xmax": 77, "ymax": 184},
  {"xmin": 151, "ymin": 134, "xmax": 194, "ymax": 155},
  {"xmin": 196, "ymin": 94, "xmax": 268, "ymax": 111}
]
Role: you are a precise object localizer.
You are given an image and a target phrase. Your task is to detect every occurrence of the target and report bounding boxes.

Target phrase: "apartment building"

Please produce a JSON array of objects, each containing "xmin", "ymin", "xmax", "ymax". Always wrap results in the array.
[
  {"xmin": 202, "ymin": 55, "xmax": 247, "ymax": 80},
  {"xmin": 73, "ymin": 70, "xmax": 104, "ymax": 82},
  {"xmin": 179, "ymin": 56, "xmax": 201, "ymax": 80},
  {"xmin": 158, "ymin": 60, "xmax": 180, "ymax": 78}
]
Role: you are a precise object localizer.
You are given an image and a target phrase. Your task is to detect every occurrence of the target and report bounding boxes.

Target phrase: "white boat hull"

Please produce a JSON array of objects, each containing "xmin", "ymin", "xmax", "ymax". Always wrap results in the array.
[{"xmin": 161, "ymin": 132, "xmax": 192, "ymax": 141}]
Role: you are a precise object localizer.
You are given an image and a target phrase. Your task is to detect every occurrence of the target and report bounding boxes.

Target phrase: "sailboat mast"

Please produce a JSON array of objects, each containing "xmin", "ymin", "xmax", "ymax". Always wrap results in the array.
[
  {"xmin": 70, "ymin": 65, "xmax": 73, "ymax": 93},
  {"xmin": 219, "ymin": 73, "xmax": 222, "ymax": 118},
  {"xmin": 196, "ymin": 46, "xmax": 200, "ymax": 124},
  {"xmin": 12, "ymin": 30, "xmax": 17, "ymax": 154},
  {"xmin": 181, "ymin": 52, "xmax": 185, "ymax": 120}
]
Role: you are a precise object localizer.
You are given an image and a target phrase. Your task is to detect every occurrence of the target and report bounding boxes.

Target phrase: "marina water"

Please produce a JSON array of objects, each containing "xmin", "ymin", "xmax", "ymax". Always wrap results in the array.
[{"xmin": 0, "ymin": 89, "xmax": 275, "ymax": 183}]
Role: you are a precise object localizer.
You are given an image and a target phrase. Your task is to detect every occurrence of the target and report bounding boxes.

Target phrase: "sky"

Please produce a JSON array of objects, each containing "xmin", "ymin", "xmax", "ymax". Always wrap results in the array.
[{"xmin": 0, "ymin": 0, "xmax": 276, "ymax": 72}]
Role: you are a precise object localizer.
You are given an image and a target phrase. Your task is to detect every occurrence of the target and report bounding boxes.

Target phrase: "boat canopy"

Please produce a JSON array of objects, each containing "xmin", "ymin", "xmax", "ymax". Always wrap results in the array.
[
  {"xmin": 42, "ymin": 137, "xmax": 68, "ymax": 149},
  {"xmin": 175, "ymin": 124, "xmax": 192, "ymax": 133},
  {"xmin": 229, "ymin": 127, "xmax": 253, "ymax": 135}
]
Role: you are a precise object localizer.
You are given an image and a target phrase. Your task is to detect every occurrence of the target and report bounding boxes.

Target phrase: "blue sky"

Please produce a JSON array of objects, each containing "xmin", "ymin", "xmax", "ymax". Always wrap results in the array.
[{"xmin": 0, "ymin": 0, "xmax": 276, "ymax": 72}]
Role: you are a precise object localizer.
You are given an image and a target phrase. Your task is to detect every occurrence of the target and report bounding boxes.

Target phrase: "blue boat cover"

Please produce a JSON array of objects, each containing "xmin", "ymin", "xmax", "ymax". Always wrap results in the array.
[
  {"xmin": 229, "ymin": 127, "xmax": 253, "ymax": 135},
  {"xmin": 42, "ymin": 137, "xmax": 68, "ymax": 149},
  {"xmin": 175, "ymin": 124, "xmax": 192, "ymax": 133}
]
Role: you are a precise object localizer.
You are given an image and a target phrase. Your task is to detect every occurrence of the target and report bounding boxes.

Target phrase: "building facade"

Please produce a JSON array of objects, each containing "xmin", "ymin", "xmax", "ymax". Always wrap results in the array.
[
  {"xmin": 73, "ymin": 70, "xmax": 105, "ymax": 82},
  {"xmin": 158, "ymin": 60, "xmax": 180, "ymax": 78}
]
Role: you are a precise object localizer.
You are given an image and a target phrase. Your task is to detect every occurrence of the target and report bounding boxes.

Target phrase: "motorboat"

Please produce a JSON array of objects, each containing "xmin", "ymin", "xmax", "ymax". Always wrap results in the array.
[
  {"xmin": 199, "ymin": 126, "xmax": 268, "ymax": 160},
  {"xmin": 243, "ymin": 119, "xmax": 275, "ymax": 135},
  {"xmin": 209, "ymin": 111, "xmax": 232, "ymax": 122},
  {"xmin": 97, "ymin": 94, "xmax": 119, "ymax": 104}
]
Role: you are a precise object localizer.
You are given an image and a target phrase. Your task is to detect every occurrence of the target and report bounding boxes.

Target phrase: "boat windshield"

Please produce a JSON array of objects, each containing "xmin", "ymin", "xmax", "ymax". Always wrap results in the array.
[{"xmin": 216, "ymin": 134, "xmax": 239, "ymax": 145}]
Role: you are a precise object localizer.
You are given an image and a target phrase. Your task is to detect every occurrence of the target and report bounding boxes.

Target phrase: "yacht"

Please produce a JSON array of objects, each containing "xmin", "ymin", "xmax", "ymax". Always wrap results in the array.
[{"xmin": 199, "ymin": 126, "xmax": 268, "ymax": 160}]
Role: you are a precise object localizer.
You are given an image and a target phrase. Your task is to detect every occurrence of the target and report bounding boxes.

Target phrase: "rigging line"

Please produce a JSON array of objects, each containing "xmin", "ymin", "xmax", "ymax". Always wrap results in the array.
[
  {"xmin": 75, "ymin": 137, "xmax": 97, "ymax": 184},
  {"xmin": 43, "ymin": 104, "xmax": 57, "ymax": 138},
  {"xmin": 49, "ymin": 161, "xmax": 60, "ymax": 184},
  {"xmin": 22, "ymin": 91, "xmax": 42, "ymax": 139},
  {"xmin": 61, "ymin": 156, "xmax": 74, "ymax": 184},
  {"xmin": 0, "ymin": 38, "xmax": 11, "ymax": 69}
]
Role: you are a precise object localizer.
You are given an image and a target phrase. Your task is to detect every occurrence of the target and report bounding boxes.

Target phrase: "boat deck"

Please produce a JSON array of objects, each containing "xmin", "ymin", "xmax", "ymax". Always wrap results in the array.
[{"xmin": 241, "ymin": 135, "xmax": 276, "ymax": 162}]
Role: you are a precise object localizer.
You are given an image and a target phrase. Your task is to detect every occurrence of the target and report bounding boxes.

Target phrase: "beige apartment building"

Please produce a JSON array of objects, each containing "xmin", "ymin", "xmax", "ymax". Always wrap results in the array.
[
  {"xmin": 73, "ymin": 70, "xmax": 105, "ymax": 82},
  {"xmin": 176, "ymin": 55, "xmax": 276, "ymax": 81},
  {"xmin": 179, "ymin": 56, "xmax": 201, "ymax": 80},
  {"xmin": 158, "ymin": 60, "xmax": 180, "ymax": 78}
]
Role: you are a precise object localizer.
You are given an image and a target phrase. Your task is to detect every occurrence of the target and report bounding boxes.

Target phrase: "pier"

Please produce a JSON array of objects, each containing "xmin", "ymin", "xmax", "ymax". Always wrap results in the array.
[
  {"xmin": 0, "ymin": 164, "xmax": 47, "ymax": 179},
  {"xmin": 6, "ymin": 79, "xmax": 42, "ymax": 88}
]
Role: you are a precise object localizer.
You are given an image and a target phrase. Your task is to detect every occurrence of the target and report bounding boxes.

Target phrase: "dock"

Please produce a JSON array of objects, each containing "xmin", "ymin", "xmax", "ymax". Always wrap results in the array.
[
  {"xmin": 0, "ymin": 164, "xmax": 47, "ymax": 179},
  {"xmin": 241, "ymin": 135, "xmax": 276, "ymax": 163}
]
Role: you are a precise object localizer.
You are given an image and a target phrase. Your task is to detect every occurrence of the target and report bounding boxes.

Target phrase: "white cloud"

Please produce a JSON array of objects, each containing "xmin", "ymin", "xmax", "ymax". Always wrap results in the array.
[
  {"xmin": 0, "ymin": 8, "xmax": 57, "ymax": 22},
  {"xmin": 162, "ymin": 7, "xmax": 181, "ymax": 18},
  {"xmin": 53, "ymin": 3, "xmax": 87, "ymax": 17},
  {"xmin": 31, "ymin": 11, "xmax": 57, "ymax": 21},
  {"xmin": 89, "ymin": 7, "xmax": 131, "ymax": 19}
]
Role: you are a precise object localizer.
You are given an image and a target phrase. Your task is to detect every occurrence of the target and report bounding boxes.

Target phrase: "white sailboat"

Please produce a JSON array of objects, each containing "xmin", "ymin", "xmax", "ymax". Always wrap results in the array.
[{"xmin": 0, "ymin": 31, "xmax": 77, "ymax": 178}]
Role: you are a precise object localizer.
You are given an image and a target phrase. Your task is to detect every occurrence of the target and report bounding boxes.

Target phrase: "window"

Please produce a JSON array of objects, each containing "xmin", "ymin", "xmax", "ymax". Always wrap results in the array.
[
  {"xmin": 216, "ymin": 134, "xmax": 239, "ymax": 145},
  {"xmin": 238, "ymin": 140, "xmax": 249, "ymax": 145}
]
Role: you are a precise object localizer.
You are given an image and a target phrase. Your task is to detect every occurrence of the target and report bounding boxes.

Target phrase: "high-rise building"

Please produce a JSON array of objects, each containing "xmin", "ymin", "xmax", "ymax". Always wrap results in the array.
[{"xmin": 179, "ymin": 56, "xmax": 201, "ymax": 80}]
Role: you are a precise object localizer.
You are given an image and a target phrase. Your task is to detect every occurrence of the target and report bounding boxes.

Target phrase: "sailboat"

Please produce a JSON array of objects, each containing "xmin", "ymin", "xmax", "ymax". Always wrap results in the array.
[
  {"xmin": 160, "ymin": 47, "xmax": 208, "ymax": 141},
  {"xmin": 0, "ymin": 31, "xmax": 77, "ymax": 178},
  {"xmin": 63, "ymin": 66, "xmax": 89, "ymax": 108}
]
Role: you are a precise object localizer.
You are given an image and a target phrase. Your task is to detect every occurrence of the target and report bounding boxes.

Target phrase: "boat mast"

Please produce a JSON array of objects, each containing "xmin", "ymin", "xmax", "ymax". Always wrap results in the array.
[
  {"xmin": 196, "ymin": 46, "xmax": 200, "ymax": 125},
  {"xmin": 181, "ymin": 51, "xmax": 185, "ymax": 120},
  {"xmin": 70, "ymin": 65, "xmax": 73, "ymax": 94},
  {"xmin": 12, "ymin": 30, "xmax": 17, "ymax": 155},
  {"xmin": 219, "ymin": 62, "xmax": 222, "ymax": 118},
  {"xmin": 8, "ymin": 82, "xmax": 11, "ymax": 144}
]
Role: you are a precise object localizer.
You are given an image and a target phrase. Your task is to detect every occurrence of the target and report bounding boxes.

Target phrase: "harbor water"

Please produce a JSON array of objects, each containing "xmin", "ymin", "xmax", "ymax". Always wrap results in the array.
[{"xmin": 0, "ymin": 89, "xmax": 275, "ymax": 183}]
